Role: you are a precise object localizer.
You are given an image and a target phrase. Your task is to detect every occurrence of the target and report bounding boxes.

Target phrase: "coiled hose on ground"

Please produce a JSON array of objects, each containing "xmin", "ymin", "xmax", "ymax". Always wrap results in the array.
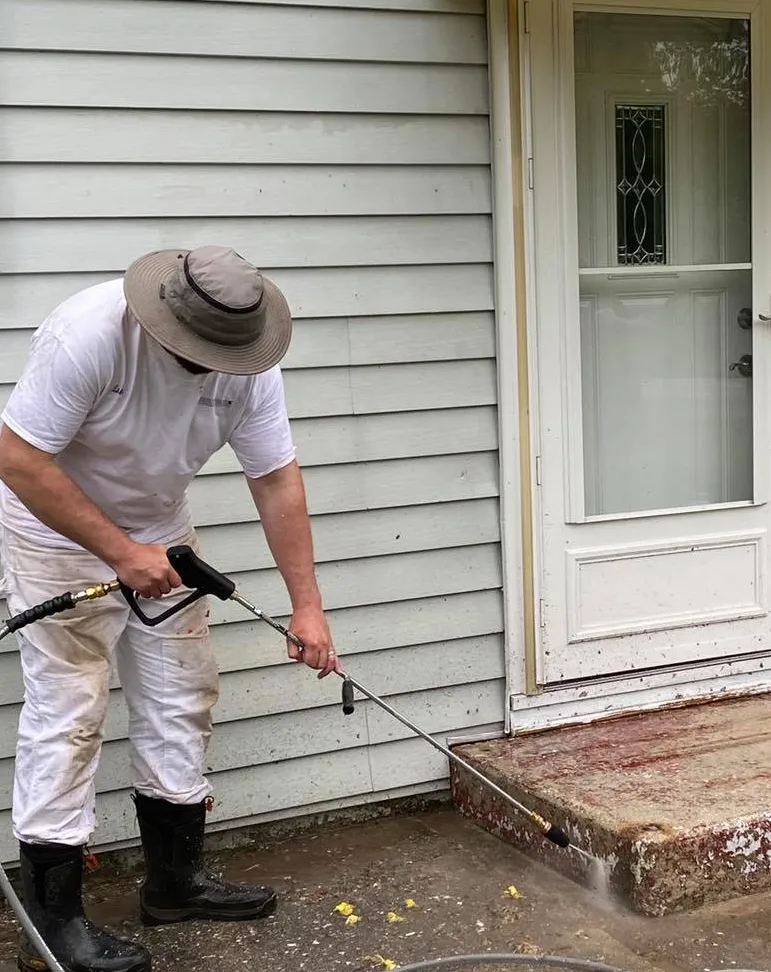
[{"xmin": 386, "ymin": 955, "xmax": 767, "ymax": 972}]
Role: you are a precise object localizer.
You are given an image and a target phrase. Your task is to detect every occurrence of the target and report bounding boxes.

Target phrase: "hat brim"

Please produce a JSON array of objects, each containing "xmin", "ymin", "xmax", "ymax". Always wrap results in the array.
[{"xmin": 123, "ymin": 249, "xmax": 292, "ymax": 376}]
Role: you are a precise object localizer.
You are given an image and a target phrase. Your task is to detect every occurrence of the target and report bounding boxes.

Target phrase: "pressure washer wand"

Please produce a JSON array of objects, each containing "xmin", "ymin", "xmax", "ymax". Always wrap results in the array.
[
  {"xmin": 337, "ymin": 671, "xmax": 570, "ymax": 848},
  {"xmin": 164, "ymin": 547, "xmax": 572, "ymax": 851}
]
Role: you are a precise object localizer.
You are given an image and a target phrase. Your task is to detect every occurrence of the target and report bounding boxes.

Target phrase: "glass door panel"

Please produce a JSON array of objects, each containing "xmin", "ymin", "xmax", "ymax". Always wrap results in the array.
[{"xmin": 575, "ymin": 12, "xmax": 752, "ymax": 516}]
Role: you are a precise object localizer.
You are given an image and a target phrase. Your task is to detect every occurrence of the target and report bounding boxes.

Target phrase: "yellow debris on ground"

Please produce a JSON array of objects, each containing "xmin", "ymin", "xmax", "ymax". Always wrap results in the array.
[
  {"xmin": 365, "ymin": 954, "xmax": 398, "ymax": 970},
  {"xmin": 504, "ymin": 885, "xmax": 524, "ymax": 898},
  {"xmin": 405, "ymin": 898, "xmax": 417, "ymax": 909},
  {"xmin": 345, "ymin": 914, "xmax": 363, "ymax": 926},
  {"xmin": 334, "ymin": 902, "xmax": 355, "ymax": 917},
  {"xmin": 386, "ymin": 911, "xmax": 406, "ymax": 923}
]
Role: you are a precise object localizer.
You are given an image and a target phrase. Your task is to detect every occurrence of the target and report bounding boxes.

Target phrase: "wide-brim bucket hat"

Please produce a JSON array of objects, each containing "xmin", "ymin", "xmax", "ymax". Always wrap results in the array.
[{"xmin": 123, "ymin": 245, "xmax": 292, "ymax": 375}]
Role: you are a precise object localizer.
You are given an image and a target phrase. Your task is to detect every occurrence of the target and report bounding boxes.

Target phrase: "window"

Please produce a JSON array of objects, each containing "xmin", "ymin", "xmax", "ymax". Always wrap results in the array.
[{"xmin": 615, "ymin": 104, "xmax": 666, "ymax": 266}]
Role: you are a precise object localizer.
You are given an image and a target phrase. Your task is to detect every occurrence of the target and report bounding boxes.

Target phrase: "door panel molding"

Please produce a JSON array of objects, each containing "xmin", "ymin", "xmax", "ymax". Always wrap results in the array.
[{"xmin": 566, "ymin": 529, "xmax": 766, "ymax": 642}]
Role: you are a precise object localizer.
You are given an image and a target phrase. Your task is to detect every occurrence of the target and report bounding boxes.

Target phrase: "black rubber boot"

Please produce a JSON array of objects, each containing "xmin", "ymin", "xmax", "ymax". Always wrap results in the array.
[
  {"xmin": 133, "ymin": 792, "xmax": 277, "ymax": 926},
  {"xmin": 17, "ymin": 842, "xmax": 151, "ymax": 972}
]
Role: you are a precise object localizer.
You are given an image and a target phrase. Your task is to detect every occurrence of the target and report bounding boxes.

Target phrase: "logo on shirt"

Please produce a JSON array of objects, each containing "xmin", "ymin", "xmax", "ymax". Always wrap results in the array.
[
  {"xmin": 111, "ymin": 385, "xmax": 124, "ymax": 395},
  {"xmin": 198, "ymin": 396, "xmax": 233, "ymax": 408}
]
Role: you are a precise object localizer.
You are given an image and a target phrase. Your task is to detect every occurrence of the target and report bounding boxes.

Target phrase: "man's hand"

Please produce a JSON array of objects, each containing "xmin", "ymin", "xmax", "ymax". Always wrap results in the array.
[
  {"xmin": 287, "ymin": 605, "xmax": 340, "ymax": 679},
  {"xmin": 111, "ymin": 542, "xmax": 183, "ymax": 599}
]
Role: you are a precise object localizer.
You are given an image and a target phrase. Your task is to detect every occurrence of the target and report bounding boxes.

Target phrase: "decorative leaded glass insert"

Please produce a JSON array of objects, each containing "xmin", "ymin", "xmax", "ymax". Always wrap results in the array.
[{"xmin": 615, "ymin": 105, "xmax": 666, "ymax": 265}]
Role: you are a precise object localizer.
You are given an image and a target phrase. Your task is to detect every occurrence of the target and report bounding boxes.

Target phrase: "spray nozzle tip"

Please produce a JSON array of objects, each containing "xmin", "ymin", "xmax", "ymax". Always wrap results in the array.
[{"xmin": 545, "ymin": 824, "xmax": 571, "ymax": 848}]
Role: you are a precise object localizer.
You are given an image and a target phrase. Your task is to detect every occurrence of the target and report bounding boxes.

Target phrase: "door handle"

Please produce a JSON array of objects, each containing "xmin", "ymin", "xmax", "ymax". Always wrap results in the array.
[{"xmin": 730, "ymin": 354, "xmax": 753, "ymax": 377}]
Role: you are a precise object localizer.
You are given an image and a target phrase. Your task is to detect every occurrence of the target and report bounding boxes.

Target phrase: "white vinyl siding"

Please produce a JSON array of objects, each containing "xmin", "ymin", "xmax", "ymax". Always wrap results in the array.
[{"xmin": 0, "ymin": 0, "xmax": 502, "ymax": 859}]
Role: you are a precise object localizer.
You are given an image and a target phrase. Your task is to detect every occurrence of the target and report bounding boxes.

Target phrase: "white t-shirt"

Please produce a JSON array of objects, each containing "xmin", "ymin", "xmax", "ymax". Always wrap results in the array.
[{"xmin": 0, "ymin": 278, "xmax": 296, "ymax": 550}]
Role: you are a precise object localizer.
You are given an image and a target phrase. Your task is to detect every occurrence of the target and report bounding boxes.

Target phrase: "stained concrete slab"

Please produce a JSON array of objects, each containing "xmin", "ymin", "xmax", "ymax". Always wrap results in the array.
[
  {"xmin": 451, "ymin": 694, "xmax": 771, "ymax": 917},
  {"xmin": 0, "ymin": 806, "xmax": 769, "ymax": 972}
]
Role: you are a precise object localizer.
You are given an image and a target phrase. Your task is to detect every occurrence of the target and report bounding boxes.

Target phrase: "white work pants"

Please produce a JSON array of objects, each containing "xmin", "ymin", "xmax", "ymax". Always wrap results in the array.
[{"xmin": 1, "ymin": 525, "xmax": 219, "ymax": 846}]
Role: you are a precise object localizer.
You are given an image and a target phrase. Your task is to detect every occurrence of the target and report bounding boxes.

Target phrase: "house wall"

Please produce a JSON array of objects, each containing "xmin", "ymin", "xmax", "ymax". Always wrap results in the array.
[{"xmin": 0, "ymin": 0, "xmax": 505, "ymax": 861}]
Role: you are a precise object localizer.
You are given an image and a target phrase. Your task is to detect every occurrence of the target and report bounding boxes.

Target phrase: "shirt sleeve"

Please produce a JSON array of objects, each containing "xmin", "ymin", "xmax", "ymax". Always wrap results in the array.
[
  {"xmin": 228, "ymin": 366, "xmax": 297, "ymax": 479},
  {"xmin": 1, "ymin": 333, "xmax": 102, "ymax": 455}
]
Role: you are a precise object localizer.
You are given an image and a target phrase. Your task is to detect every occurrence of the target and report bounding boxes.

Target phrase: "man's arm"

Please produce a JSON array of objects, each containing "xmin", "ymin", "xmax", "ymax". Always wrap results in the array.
[
  {"xmin": 246, "ymin": 459, "xmax": 339, "ymax": 678},
  {"xmin": 0, "ymin": 424, "xmax": 181, "ymax": 598}
]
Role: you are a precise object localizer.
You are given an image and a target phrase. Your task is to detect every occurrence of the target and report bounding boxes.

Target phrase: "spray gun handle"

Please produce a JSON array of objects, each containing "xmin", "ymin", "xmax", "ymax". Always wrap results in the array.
[
  {"xmin": 166, "ymin": 545, "xmax": 236, "ymax": 600},
  {"xmin": 119, "ymin": 545, "xmax": 237, "ymax": 627}
]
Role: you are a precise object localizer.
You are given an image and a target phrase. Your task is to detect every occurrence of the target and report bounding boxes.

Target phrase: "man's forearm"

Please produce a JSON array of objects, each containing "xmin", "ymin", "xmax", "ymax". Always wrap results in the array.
[
  {"xmin": 0, "ymin": 426, "xmax": 133, "ymax": 568},
  {"xmin": 246, "ymin": 460, "xmax": 322, "ymax": 611}
]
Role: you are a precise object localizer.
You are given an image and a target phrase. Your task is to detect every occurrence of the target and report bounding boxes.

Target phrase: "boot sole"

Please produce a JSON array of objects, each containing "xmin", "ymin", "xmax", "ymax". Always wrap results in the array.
[{"xmin": 140, "ymin": 892, "xmax": 277, "ymax": 927}]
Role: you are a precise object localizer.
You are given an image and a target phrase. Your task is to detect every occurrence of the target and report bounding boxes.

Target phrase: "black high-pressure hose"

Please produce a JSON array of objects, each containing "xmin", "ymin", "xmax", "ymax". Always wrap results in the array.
[{"xmin": 365, "ymin": 960, "xmax": 766, "ymax": 972}]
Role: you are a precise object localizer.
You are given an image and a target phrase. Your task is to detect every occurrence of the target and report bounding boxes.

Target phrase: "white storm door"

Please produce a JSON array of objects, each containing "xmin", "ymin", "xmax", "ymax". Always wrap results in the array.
[{"xmin": 526, "ymin": 0, "xmax": 771, "ymax": 684}]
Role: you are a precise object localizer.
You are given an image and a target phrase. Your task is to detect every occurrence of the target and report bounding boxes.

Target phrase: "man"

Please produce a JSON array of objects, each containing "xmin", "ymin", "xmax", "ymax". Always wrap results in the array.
[{"xmin": 0, "ymin": 245, "xmax": 339, "ymax": 972}]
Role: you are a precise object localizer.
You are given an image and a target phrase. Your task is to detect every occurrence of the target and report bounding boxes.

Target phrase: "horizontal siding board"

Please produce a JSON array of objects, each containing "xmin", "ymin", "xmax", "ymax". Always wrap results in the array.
[
  {"xmin": 0, "ymin": 681, "xmax": 505, "ymax": 805},
  {"xmin": 0, "ymin": 314, "xmax": 496, "ymax": 382},
  {"xmin": 6, "ymin": 360, "xmax": 497, "ymax": 421},
  {"xmin": 0, "ymin": 545, "xmax": 501, "ymax": 647},
  {"xmin": 347, "ymin": 359, "xmax": 496, "ymax": 414},
  {"xmin": 4, "ymin": 2, "xmax": 487, "ymax": 64},
  {"xmin": 0, "ymin": 110, "xmax": 491, "ymax": 164},
  {"xmin": 195, "ymin": 498, "xmax": 501, "ymax": 572},
  {"xmin": 288, "ymin": 312, "xmax": 496, "ymax": 368},
  {"xmin": 0, "ymin": 728, "xmax": 498, "ymax": 860},
  {"xmin": 77, "ymin": 499, "xmax": 499, "ymax": 589},
  {"xmin": 368, "ymin": 734, "xmax": 451, "ymax": 791},
  {"xmin": 0, "ymin": 585, "xmax": 504, "ymax": 677},
  {"xmin": 211, "ymin": 588, "xmax": 504, "ymax": 668},
  {"xmin": 201, "ymin": 407, "xmax": 499, "ymax": 473},
  {"xmin": 262, "ymin": 265, "xmax": 495, "ymax": 319},
  {"xmin": 346, "ymin": 312, "xmax": 496, "ymax": 364},
  {"xmin": 0, "ymin": 266, "xmax": 495, "ymax": 332},
  {"xmin": 189, "ymin": 452, "xmax": 500, "ymax": 524},
  {"xmin": 0, "ymin": 632, "xmax": 504, "ymax": 757},
  {"xmin": 0, "ymin": 329, "xmax": 28, "ymax": 383},
  {"xmin": 281, "ymin": 360, "xmax": 496, "ymax": 419},
  {"xmin": 2, "ymin": 750, "xmax": 376, "ymax": 855},
  {"xmin": 1, "ymin": 53, "xmax": 489, "ymax": 115},
  {"xmin": 0, "ymin": 165, "xmax": 492, "ymax": 219},
  {"xmin": 0, "ymin": 216, "xmax": 493, "ymax": 273},
  {"xmin": 205, "ymin": 544, "xmax": 502, "ymax": 624},
  {"xmin": 286, "ymin": 360, "xmax": 494, "ymax": 418}
]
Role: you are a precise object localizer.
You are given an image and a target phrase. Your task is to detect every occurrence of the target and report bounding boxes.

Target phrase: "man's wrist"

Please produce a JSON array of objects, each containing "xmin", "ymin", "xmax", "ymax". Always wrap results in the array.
[
  {"xmin": 103, "ymin": 533, "xmax": 139, "ymax": 573},
  {"xmin": 290, "ymin": 591, "xmax": 323, "ymax": 613}
]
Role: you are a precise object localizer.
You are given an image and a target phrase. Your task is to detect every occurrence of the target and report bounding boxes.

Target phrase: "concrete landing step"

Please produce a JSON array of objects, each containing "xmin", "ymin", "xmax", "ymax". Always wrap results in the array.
[{"xmin": 451, "ymin": 693, "xmax": 771, "ymax": 917}]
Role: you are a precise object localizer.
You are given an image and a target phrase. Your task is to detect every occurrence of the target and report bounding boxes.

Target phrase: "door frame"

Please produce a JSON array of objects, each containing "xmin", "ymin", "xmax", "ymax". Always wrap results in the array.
[
  {"xmin": 502, "ymin": 0, "xmax": 771, "ymax": 726},
  {"xmin": 486, "ymin": 0, "xmax": 532, "ymax": 726}
]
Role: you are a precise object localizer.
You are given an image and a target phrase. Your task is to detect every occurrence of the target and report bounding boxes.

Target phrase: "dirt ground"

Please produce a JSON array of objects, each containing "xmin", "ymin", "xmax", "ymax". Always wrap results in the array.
[{"xmin": 0, "ymin": 806, "xmax": 768, "ymax": 972}]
